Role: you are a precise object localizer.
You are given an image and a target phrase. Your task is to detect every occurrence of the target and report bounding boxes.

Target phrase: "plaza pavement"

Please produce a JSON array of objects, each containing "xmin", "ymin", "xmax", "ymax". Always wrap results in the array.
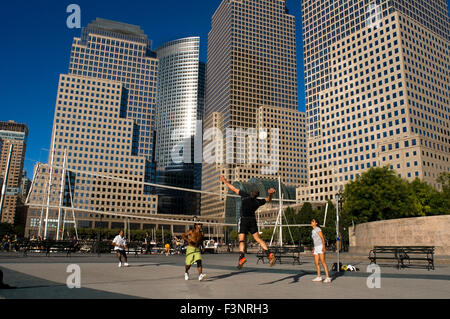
[{"xmin": 0, "ymin": 251, "xmax": 449, "ymax": 299}]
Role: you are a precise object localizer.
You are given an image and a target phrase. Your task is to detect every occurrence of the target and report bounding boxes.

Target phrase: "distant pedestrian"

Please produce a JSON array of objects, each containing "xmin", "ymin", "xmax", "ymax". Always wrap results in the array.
[{"xmin": 113, "ymin": 230, "xmax": 128, "ymax": 267}]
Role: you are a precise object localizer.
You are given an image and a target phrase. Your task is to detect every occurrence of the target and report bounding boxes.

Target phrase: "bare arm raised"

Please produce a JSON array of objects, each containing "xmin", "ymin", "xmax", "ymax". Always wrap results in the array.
[{"xmin": 219, "ymin": 175, "xmax": 240, "ymax": 195}]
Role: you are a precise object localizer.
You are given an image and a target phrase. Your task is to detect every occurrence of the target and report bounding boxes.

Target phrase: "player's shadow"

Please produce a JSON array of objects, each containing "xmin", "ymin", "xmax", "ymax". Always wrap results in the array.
[
  {"xmin": 259, "ymin": 271, "xmax": 312, "ymax": 285},
  {"xmin": 206, "ymin": 269, "xmax": 256, "ymax": 281},
  {"xmin": 126, "ymin": 262, "xmax": 174, "ymax": 267}
]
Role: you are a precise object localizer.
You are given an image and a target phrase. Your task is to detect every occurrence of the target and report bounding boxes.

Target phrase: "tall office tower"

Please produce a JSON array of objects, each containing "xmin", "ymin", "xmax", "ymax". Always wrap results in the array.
[
  {"xmin": 201, "ymin": 0, "xmax": 299, "ymax": 219},
  {"xmin": 68, "ymin": 18, "xmax": 158, "ymax": 183},
  {"xmin": 154, "ymin": 37, "xmax": 205, "ymax": 215},
  {"xmin": 26, "ymin": 18, "xmax": 161, "ymax": 237},
  {"xmin": 26, "ymin": 74, "xmax": 159, "ymax": 238},
  {"xmin": 300, "ymin": 0, "xmax": 450, "ymax": 202},
  {"xmin": 0, "ymin": 121, "xmax": 28, "ymax": 225}
]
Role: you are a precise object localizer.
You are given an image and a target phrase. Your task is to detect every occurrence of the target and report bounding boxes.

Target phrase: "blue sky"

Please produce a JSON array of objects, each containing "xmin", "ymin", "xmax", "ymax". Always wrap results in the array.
[{"xmin": 0, "ymin": 0, "xmax": 303, "ymax": 178}]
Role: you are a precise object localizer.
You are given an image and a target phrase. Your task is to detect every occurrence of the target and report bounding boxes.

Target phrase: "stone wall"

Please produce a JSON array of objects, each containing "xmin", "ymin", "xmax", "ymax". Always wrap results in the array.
[{"xmin": 349, "ymin": 215, "xmax": 450, "ymax": 255}]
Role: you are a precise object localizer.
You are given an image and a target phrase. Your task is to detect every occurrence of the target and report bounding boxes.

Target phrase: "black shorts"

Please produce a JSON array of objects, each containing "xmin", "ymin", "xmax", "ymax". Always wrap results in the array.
[
  {"xmin": 117, "ymin": 250, "xmax": 127, "ymax": 257},
  {"xmin": 238, "ymin": 217, "xmax": 258, "ymax": 235}
]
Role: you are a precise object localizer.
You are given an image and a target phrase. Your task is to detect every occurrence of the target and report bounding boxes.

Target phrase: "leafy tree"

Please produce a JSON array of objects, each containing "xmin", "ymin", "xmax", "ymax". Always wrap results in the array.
[
  {"xmin": 342, "ymin": 167, "xmax": 421, "ymax": 223},
  {"xmin": 437, "ymin": 172, "xmax": 450, "ymax": 213}
]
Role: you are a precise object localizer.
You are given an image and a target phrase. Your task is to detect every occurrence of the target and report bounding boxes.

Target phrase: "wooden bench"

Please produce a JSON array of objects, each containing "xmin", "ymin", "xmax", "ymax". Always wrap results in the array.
[
  {"xmin": 109, "ymin": 241, "xmax": 143, "ymax": 257},
  {"xmin": 21, "ymin": 240, "xmax": 75, "ymax": 257},
  {"xmin": 369, "ymin": 246, "xmax": 435, "ymax": 270},
  {"xmin": 399, "ymin": 246, "xmax": 435, "ymax": 271},
  {"xmin": 257, "ymin": 246, "xmax": 303, "ymax": 265},
  {"xmin": 369, "ymin": 246, "xmax": 402, "ymax": 268}
]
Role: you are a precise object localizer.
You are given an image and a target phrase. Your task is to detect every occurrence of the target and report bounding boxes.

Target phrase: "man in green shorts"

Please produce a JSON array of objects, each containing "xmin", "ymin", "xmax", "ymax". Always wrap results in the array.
[{"xmin": 182, "ymin": 222, "xmax": 206, "ymax": 281}]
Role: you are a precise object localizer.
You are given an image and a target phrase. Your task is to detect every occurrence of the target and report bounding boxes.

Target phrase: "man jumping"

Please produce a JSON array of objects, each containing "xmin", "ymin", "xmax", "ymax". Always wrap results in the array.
[{"xmin": 220, "ymin": 175, "xmax": 276, "ymax": 269}]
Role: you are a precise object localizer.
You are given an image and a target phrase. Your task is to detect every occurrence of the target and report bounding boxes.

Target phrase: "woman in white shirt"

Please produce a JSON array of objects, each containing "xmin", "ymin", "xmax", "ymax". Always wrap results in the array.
[{"xmin": 311, "ymin": 219, "xmax": 331, "ymax": 283}]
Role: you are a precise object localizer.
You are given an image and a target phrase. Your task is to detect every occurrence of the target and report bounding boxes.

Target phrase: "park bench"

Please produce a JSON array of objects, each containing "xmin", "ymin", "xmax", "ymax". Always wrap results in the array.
[
  {"xmin": 368, "ymin": 246, "xmax": 435, "ymax": 270},
  {"xmin": 369, "ymin": 246, "xmax": 403, "ymax": 269},
  {"xmin": 109, "ymin": 241, "xmax": 142, "ymax": 256},
  {"xmin": 22, "ymin": 240, "xmax": 49, "ymax": 256},
  {"xmin": 399, "ymin": 246, "xmax": 435, "ymax": 271},
  {"xmin": 257, "ymin": 246, "xmax": 303, "ymax": 265},
  {"xmin": 45, "ymin": 240, "xmax": 76, "ymax": 256}
]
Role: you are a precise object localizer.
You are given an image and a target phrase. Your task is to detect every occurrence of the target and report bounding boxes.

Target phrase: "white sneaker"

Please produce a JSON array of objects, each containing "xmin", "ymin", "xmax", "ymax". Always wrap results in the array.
[
  {"xmin": 198, "ymin": 274, "xmax": 206, "ymax": 281},
  {"xmin": 185, "ymin": 273, "xmax": 189, "ymax": 281},
  {"xmin": 312, "ymin": 276, "xmax": 323, "ymax": 282},
  {"xmin": 323, "ymin": 277, "xmax": 332, "ymax": 283},
  {"xmin": 118, "ymin": 262, "xmax": 122, "ymax": 268},
  {"xmin": 123, "ymin": 263, "xmax": 129, "ymax": 267}
]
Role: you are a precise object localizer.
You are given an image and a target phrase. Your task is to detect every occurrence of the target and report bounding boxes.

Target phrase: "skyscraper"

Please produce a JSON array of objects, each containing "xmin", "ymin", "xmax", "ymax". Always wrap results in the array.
[
  {"xmin": 26, "ymin": 19, "xmax": 160, "ymax": 237},
  {"xmin": 69, "ymin": 18, "xmax": 158, "ymax": 183},
  {"xmin": 154, "ymin": 37, "xmax": 205, "ymax": 215},
  {"xmin": 0, "ymin": 121, "xmax": 29, "ymax": 225},
  {"xmin": 300, "ymin": 0, "xmax": 450, "ymax": 202},
  {"xmin": 201, "ymin": 0, "xmax": 301, "ymax": 219}
]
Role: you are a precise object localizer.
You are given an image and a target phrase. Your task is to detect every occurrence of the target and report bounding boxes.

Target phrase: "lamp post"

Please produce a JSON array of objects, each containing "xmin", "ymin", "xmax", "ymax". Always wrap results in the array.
[{"xmin": 335, "ymin": 193, "xmax": 340, "ymax": 272}]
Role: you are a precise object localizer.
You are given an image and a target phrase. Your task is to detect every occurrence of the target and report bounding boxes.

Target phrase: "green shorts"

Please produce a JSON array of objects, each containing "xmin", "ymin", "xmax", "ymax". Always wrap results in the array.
[{"xmin": 185, "ymin": 246, "xmax": 202, "ymax": 266}]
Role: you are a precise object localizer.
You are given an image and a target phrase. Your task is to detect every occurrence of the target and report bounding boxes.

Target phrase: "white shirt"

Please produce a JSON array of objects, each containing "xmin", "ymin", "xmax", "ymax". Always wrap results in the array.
[
  {"xmin": 312, "ymin": 227, "xmax": 323, "ymax": 248},
  {"xmin": 113, "ymin": 235, "xmax": 126, "ymax": 251}
]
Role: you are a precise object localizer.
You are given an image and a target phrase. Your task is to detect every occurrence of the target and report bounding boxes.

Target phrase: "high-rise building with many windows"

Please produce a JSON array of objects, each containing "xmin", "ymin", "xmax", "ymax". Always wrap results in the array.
[
  {"xmin": 69, "ymin": 18, "xmax": 158, "ymax": 182},
  {"xmin": 299, "ymin": 0, "xmax": 449, "ymax": 202},
  {"xmin": 25, "ymin": 19, "xmax": 160, "ymax": 238},
  {"xmin": 0, "ymin": 121, "xmax": 28, "ymax": 225},
  {"xmin": 201, "ymin": 0, "xmax": 302, "ymax": 219},
  {"xmin": 154, "ymin": 37, "xmax": 205, "ymax": 215}
]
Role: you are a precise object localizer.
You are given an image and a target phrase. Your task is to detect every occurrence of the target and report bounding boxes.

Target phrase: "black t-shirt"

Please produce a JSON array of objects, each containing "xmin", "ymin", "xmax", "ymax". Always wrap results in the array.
[{"xmin": 239, "ymin": 190, "xmax": 266, "ymax": 218}]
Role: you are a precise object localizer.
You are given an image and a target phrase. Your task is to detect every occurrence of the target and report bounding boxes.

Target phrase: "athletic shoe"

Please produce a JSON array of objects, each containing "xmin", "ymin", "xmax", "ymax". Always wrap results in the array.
[
  {"xmin": 198, "ymin": 274, "xmax": 206, "ymax": 281},
  {"xmin": 312, "ymin": 276, "xmax": 323, "ymax": 282},
  {"xmin": 268, "ymin": 253, "xmax": 276, "ymax": 266},
  {"xmin": 185, "ymin": 273, "xmax": 189, "ymax": 281},
  {"xmin": 118, "ymin": 262, "xmax": 122, "ymax": 268},
  {"xmin": 323, "ymin": 277, "xmax": 332, "ymax": 283},
  {"xmin": 237, "ymin": 257, "xmax": 247, "ymax": 270},
  {"xmin": 123, "ymin": 263, "xmax": 129, "ymax": 267}
]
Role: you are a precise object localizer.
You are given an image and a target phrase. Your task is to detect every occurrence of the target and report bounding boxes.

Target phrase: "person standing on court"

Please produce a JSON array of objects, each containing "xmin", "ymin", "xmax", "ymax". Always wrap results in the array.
[
  {"xmin": 113, "ymin": 230, "xmax": 129, "ymax": 268},
  {"xmin": 219, "ymin": 175, "xmax": 276, "ymax": 269},
  {"xmin": 182, "ymin": 222, "xmax": 206, "ymax": 281},
  {"xmin": 311, "ymin": 218, "xmax": 332, "ymax": 283}
]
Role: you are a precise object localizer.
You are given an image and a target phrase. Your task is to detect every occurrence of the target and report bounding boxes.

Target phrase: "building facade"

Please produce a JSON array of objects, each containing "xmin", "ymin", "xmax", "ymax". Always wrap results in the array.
[
  {"xmin": 154, "ymin": 37, "xmax": 205, "ymax": 215},
  {"xmin": 26, "ymin": 19, "xmax": 161, "ymax": 238},
  {"xmin": 201, "ymin": 0, "xmax": 301, "ymax": 220},
  {"xmin": 0, "ymin": 121, "xmax": 28, "ymax": 225},
  {"xmin": 300, "ymin": 0, "xmax": 450, "ymax": 202}
]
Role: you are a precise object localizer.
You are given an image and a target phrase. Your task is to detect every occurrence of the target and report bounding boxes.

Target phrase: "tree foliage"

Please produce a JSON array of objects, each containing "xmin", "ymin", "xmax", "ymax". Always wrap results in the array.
[{"xmin": 342, "ymin": 167, "xmax": 450, "ymax": 224}]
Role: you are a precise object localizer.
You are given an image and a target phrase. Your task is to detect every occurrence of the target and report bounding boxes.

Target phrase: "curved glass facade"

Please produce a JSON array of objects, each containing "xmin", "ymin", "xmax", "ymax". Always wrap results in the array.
[
  {"xmin": 155, "ymin": 37, "xmax": 205, "ymax": 167},
  {"xmin": 154, "ymin": 37, "xmax": 205, "ymax": 215}
]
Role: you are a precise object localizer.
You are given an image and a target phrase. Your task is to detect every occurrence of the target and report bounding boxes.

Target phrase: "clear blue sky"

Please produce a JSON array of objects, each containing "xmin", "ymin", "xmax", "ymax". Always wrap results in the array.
[{"xmin": 1, "ymin": 0, "xmax": 449, "ymax": 179}]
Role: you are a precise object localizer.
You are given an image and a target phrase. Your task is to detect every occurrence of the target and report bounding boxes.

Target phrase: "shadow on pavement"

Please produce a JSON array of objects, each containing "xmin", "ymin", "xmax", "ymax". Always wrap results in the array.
[{"xmin": 206, "ymin": 269, "xmax": 256, "ymax": 281}]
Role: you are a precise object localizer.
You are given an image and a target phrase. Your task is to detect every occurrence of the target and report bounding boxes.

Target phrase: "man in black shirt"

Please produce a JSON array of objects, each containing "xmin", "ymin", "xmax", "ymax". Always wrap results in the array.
[{"xmin": 220, "ymin": 175, "xmax": 276, "ymax": 269}]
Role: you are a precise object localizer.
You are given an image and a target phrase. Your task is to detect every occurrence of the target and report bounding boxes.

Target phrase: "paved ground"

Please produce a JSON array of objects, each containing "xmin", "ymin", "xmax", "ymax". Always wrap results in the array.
[{"xmin": 0, "ymin": 252, "xmax": 449, "ymax": 299}]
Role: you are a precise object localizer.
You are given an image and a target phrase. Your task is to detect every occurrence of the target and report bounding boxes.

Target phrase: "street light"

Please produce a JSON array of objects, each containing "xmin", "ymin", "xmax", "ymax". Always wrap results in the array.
[{"xmin": 335, "ymin": 192, "xmax": 340, "ymax": 272}]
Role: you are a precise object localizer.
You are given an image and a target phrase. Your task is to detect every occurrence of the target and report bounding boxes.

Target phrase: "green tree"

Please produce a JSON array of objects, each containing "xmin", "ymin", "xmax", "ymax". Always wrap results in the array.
[
  {"xmin": 342, "ymin": 166, "xmax": 421, "ymax": 223},
  {"xmin": 437, "ymin": 172, "xmax": 450, "ymax": 214}
]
